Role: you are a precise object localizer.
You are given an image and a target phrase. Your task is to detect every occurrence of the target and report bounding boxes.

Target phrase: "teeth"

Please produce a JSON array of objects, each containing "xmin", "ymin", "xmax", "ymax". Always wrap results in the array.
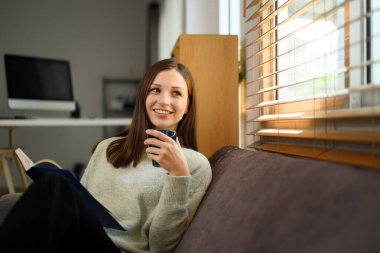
[{"xmin": 154, "ymin": 109, "xmax": 171, "ymax": 114}]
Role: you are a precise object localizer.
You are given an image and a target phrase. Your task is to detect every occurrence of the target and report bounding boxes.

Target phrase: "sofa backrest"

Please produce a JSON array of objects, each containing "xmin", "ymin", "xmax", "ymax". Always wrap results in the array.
[{"xmin": 174, "ymin": 146, "xmax": 380, "ymax": 253}]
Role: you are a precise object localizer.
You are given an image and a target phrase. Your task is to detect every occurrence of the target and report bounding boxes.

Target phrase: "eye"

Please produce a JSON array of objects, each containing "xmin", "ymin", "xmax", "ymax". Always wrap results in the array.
[
  {"xmin": 149, "ymin": 87, "xmax": 160, "ymax": 94},
  {"xmin": 173, "ymin": 91, "xmax": 182, "ymax": 97}
]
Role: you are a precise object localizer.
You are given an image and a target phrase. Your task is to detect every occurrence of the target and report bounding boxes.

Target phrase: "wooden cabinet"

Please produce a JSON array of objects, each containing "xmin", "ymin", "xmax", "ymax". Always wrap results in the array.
[{"xmin": 172, "ymin": 34, "xmax": 239, "ymax": 157}]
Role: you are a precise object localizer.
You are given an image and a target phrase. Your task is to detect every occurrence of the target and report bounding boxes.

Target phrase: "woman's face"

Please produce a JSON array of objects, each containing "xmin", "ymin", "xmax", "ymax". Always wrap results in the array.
[{"xmin": 145, "ymin": 69, "xmax": 189, "ymax": 131}]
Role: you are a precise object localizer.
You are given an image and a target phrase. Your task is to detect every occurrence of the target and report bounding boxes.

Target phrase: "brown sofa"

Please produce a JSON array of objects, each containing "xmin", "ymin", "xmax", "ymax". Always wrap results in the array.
[
  {"xmin": 174, "ymin": 146, "xmax": 380, "ymax": 253},
  {"xmin": 1, "ymin": 146, "xmax": 380, "ymax": 253}
]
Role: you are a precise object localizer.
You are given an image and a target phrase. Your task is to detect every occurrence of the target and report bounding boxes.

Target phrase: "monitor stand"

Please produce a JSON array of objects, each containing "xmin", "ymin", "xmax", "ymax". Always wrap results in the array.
[{"xmin": 70, "ymin": 101, "xmax": 81, "ymax": 118}]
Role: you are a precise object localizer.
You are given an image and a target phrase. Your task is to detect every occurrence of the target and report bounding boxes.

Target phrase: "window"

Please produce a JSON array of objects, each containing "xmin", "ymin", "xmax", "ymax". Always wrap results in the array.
[
  {"xmin": 243, "ymin": 0, "xmax": 380, "ymax": 169},
  {"xmin": 219, "ymin": 0, "xmax": 241, "ymax": 37}
]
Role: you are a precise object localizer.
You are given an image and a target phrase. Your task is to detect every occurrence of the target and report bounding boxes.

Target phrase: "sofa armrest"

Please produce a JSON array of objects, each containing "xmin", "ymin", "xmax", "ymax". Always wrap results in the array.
[{"xmin": 0, "ymin": 193, "xmax": 22, "ymax": 225}]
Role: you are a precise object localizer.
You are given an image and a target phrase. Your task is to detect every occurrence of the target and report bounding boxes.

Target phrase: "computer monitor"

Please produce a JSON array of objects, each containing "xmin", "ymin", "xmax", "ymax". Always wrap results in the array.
[{"xmin": 4, "ymin": 54, "xmax": 76, "ymax": 111}]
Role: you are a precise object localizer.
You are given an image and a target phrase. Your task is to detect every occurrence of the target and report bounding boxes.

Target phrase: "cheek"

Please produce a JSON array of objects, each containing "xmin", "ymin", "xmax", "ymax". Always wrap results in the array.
[
  {"xmin": 145, "ymin": 96, "xmax": 153, "ymax": 108},
  {"xmin": 175, "ymin": 99, "xmax": 189, "ymax": 114}
]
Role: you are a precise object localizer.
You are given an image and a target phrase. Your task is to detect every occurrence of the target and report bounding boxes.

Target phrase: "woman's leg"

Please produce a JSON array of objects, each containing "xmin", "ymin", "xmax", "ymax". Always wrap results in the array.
[{"xmin": 0, "ymin": 172, "xmax": 120, "ymax": 253}]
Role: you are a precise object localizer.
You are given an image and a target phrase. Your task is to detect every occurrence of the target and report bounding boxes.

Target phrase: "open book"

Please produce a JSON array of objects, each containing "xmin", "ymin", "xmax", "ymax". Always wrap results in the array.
[{"xmin": 14, "ymin": 148, "xmax": 125, "ymax": 231}]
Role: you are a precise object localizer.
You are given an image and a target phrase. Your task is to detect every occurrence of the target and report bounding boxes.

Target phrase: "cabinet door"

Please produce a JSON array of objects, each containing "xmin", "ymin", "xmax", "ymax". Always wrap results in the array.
[{"xmin": 173, "ymin": 35, "xmax": 239, "ymax": 157}]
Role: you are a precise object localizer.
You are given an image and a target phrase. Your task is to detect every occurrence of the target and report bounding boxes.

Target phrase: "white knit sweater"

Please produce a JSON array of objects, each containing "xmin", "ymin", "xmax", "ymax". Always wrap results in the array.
[{"xmin": 80, "ymin": 137, "xmax": 212, "ymax": 253}]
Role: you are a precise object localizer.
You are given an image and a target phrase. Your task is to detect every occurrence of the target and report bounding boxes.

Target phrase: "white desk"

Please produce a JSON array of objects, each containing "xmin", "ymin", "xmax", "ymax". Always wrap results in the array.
[
  {"xmin": 0, "ymin": 118, "xmax": 132, "ymax": 127},
  {"xmin": 0, "ymin": 117, "xmax": 132, "ymax": 148},
  {"xmin": 0, "ymin": 118, "xmax": 132, "ymax": 194}
]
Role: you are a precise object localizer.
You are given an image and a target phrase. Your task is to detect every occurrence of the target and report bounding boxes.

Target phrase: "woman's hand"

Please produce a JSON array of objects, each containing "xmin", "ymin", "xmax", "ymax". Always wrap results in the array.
[{"xmin": 144, "ymin": 129, "xmax": 189, "ymax": 176}]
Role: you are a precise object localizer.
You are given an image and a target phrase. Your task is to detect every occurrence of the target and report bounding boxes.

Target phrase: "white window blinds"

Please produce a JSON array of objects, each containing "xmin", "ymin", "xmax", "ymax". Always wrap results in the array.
[{"xmin": 243, "ymin": 0, "xmax": 380, "ymax": 169}]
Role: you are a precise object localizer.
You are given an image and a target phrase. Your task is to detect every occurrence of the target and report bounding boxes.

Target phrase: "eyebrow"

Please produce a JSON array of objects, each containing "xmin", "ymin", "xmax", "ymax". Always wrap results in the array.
[{"xmin": 151, "ymin": 83, "xmax": 185, "ymax": 90}]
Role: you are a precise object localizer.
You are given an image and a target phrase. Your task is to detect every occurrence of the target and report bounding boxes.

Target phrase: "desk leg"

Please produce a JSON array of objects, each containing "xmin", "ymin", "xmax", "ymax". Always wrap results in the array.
[
  {"xmin": 2, "ymin": 126, "xmax": 29, "ymax": 192},
  {"xmin": 0, "ymin": 155, "xmax": 16, "ymax": 194}
]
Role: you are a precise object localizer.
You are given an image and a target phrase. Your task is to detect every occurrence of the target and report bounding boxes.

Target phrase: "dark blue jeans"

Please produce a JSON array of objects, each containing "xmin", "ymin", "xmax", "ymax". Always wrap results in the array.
[{"xmin": 0, "ymin": 173, "xmax": 120, "ymax": 253}]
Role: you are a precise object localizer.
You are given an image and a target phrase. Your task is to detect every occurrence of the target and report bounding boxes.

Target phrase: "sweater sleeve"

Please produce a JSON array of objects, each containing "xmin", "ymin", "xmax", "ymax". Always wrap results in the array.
[
  {"xmin": 148, "ymin": 154, "xmax": 212, "ymax": 253},
  {"xmin": 80, "ymin": 141, "xmax": 103, "ymax": 187}
]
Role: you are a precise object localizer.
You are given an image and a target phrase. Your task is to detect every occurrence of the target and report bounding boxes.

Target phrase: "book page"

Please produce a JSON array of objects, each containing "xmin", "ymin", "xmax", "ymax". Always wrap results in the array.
[
  {"xmin": 35, "ymin": 159, "xmax": 62, "ymax": 169},
  {"xmin": 14, "ymin": 148, "xmax": 62, "ymax": 171},
  {"xmin": 14, "ymin": 148, "xmax": 34, "ymax": 171}
]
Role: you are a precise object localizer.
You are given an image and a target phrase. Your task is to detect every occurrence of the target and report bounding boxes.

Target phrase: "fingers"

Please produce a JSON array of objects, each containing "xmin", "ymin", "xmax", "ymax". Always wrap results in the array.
[
  {"xmin": 145, "ymin": 129, "xmax": 175, "ymax": 142},
  {"xmin": 145, "ymin": 145, "xmax": 161, "ymax": 155},
  {"xmin": 144, "ymin": 129, "xmax": 183, "ymax": 171},
  {"xmin": 146, "ymin": 151, "xmax": 159, "ymax": 163},
  {"xmin": 144, "ymin": 129, "xmax": 177, "ymax": 148},
  {"xmin": 144, "ymin": 130, "xmax": 170, "ymax": 158},
  {"xmin": 144, "ymin": 137, "xmax": 164, "ymax": 148}
]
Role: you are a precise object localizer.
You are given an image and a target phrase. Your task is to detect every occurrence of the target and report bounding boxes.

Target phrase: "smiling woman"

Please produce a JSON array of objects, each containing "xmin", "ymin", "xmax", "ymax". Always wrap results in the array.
[{"xmin": 107, "ymin": 58, "xmax": 197, "ymax": 168}]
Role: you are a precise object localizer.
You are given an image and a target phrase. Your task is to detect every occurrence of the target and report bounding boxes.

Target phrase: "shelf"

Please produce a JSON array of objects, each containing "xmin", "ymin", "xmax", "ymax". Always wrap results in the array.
[{"xmin": 102, "ymin": 77, "xmax": 139, "ymax": 137}]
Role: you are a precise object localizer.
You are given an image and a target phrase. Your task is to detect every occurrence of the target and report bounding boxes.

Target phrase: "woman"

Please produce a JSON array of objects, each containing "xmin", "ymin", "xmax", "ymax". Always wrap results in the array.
[{"xmin": 0, "ymin": 58, "xmax": 212, "ymax": 253}]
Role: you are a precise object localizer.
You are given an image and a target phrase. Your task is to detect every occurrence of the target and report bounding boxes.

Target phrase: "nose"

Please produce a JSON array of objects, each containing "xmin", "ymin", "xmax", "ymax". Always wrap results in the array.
[{"xmin": 158, "ymin": 91, "xmax": 170, "ymax": 105}]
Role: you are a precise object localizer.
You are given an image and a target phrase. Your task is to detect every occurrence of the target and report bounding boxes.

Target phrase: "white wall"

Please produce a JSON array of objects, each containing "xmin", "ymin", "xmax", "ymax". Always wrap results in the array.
[
  {"xmin": 0, "ymin": 0, "xmax": 150, "ymax": 187},
  {"xmin": 157, "ymin": 0, "xmax": 220, "ymax": 59},
  {"xmin": 184, "ymin": 0, "xmax": 219, "ymax": 34},
  {"xmin": 158, "ymin": 0, "xmax": 184, "ymax": 60}
]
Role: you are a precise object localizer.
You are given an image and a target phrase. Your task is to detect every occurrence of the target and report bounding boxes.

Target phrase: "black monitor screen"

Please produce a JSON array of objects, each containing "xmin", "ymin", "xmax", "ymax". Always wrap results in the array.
[{"xmin": 4, "ymin": 54, "xmax": 74, "ymax": 101}]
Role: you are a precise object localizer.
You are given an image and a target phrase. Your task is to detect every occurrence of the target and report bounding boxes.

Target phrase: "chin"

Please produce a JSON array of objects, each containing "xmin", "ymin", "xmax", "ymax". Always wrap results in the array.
[
  {"xmin": 152, "ymin": 122, "xmax": 176, "ymax": 130},
  {"xmin": 156, "ymin": 126, "xmax": 175, "ymax": 131}
]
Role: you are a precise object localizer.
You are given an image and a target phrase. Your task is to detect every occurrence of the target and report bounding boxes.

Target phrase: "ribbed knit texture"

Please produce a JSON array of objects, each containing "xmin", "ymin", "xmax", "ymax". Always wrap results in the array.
[{"xmin": 80, "ymin": 137, "xmax": 212, "ymax": 253}]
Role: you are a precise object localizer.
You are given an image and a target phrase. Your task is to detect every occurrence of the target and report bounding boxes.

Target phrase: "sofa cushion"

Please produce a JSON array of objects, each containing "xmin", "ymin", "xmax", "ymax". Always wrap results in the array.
[
  {"xmin": 174, "ymin": 146, "xmax": 380, "ymax": 253},
  {"xmin": 0, "ymin": 193, "xmax": 22, "ymax": 225}
]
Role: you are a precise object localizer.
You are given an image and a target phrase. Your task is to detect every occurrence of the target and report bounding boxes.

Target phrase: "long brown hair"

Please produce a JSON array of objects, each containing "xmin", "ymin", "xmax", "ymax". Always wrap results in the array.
[{"xmin": 104, "ymin": 58, "xmax": 197, "ymax": 168}]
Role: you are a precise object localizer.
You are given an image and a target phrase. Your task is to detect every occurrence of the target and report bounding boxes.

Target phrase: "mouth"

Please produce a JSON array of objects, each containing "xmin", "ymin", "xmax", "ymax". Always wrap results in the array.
[{"xmin": 153, "ymin": 108, "xmax": 173, "ymax": 115}]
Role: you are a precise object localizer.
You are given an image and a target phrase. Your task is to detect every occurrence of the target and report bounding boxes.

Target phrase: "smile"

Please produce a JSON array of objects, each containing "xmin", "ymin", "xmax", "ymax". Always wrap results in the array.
[{"xmin": 153, "ymin": 109, "xmax": 173, "ymax": 114}]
